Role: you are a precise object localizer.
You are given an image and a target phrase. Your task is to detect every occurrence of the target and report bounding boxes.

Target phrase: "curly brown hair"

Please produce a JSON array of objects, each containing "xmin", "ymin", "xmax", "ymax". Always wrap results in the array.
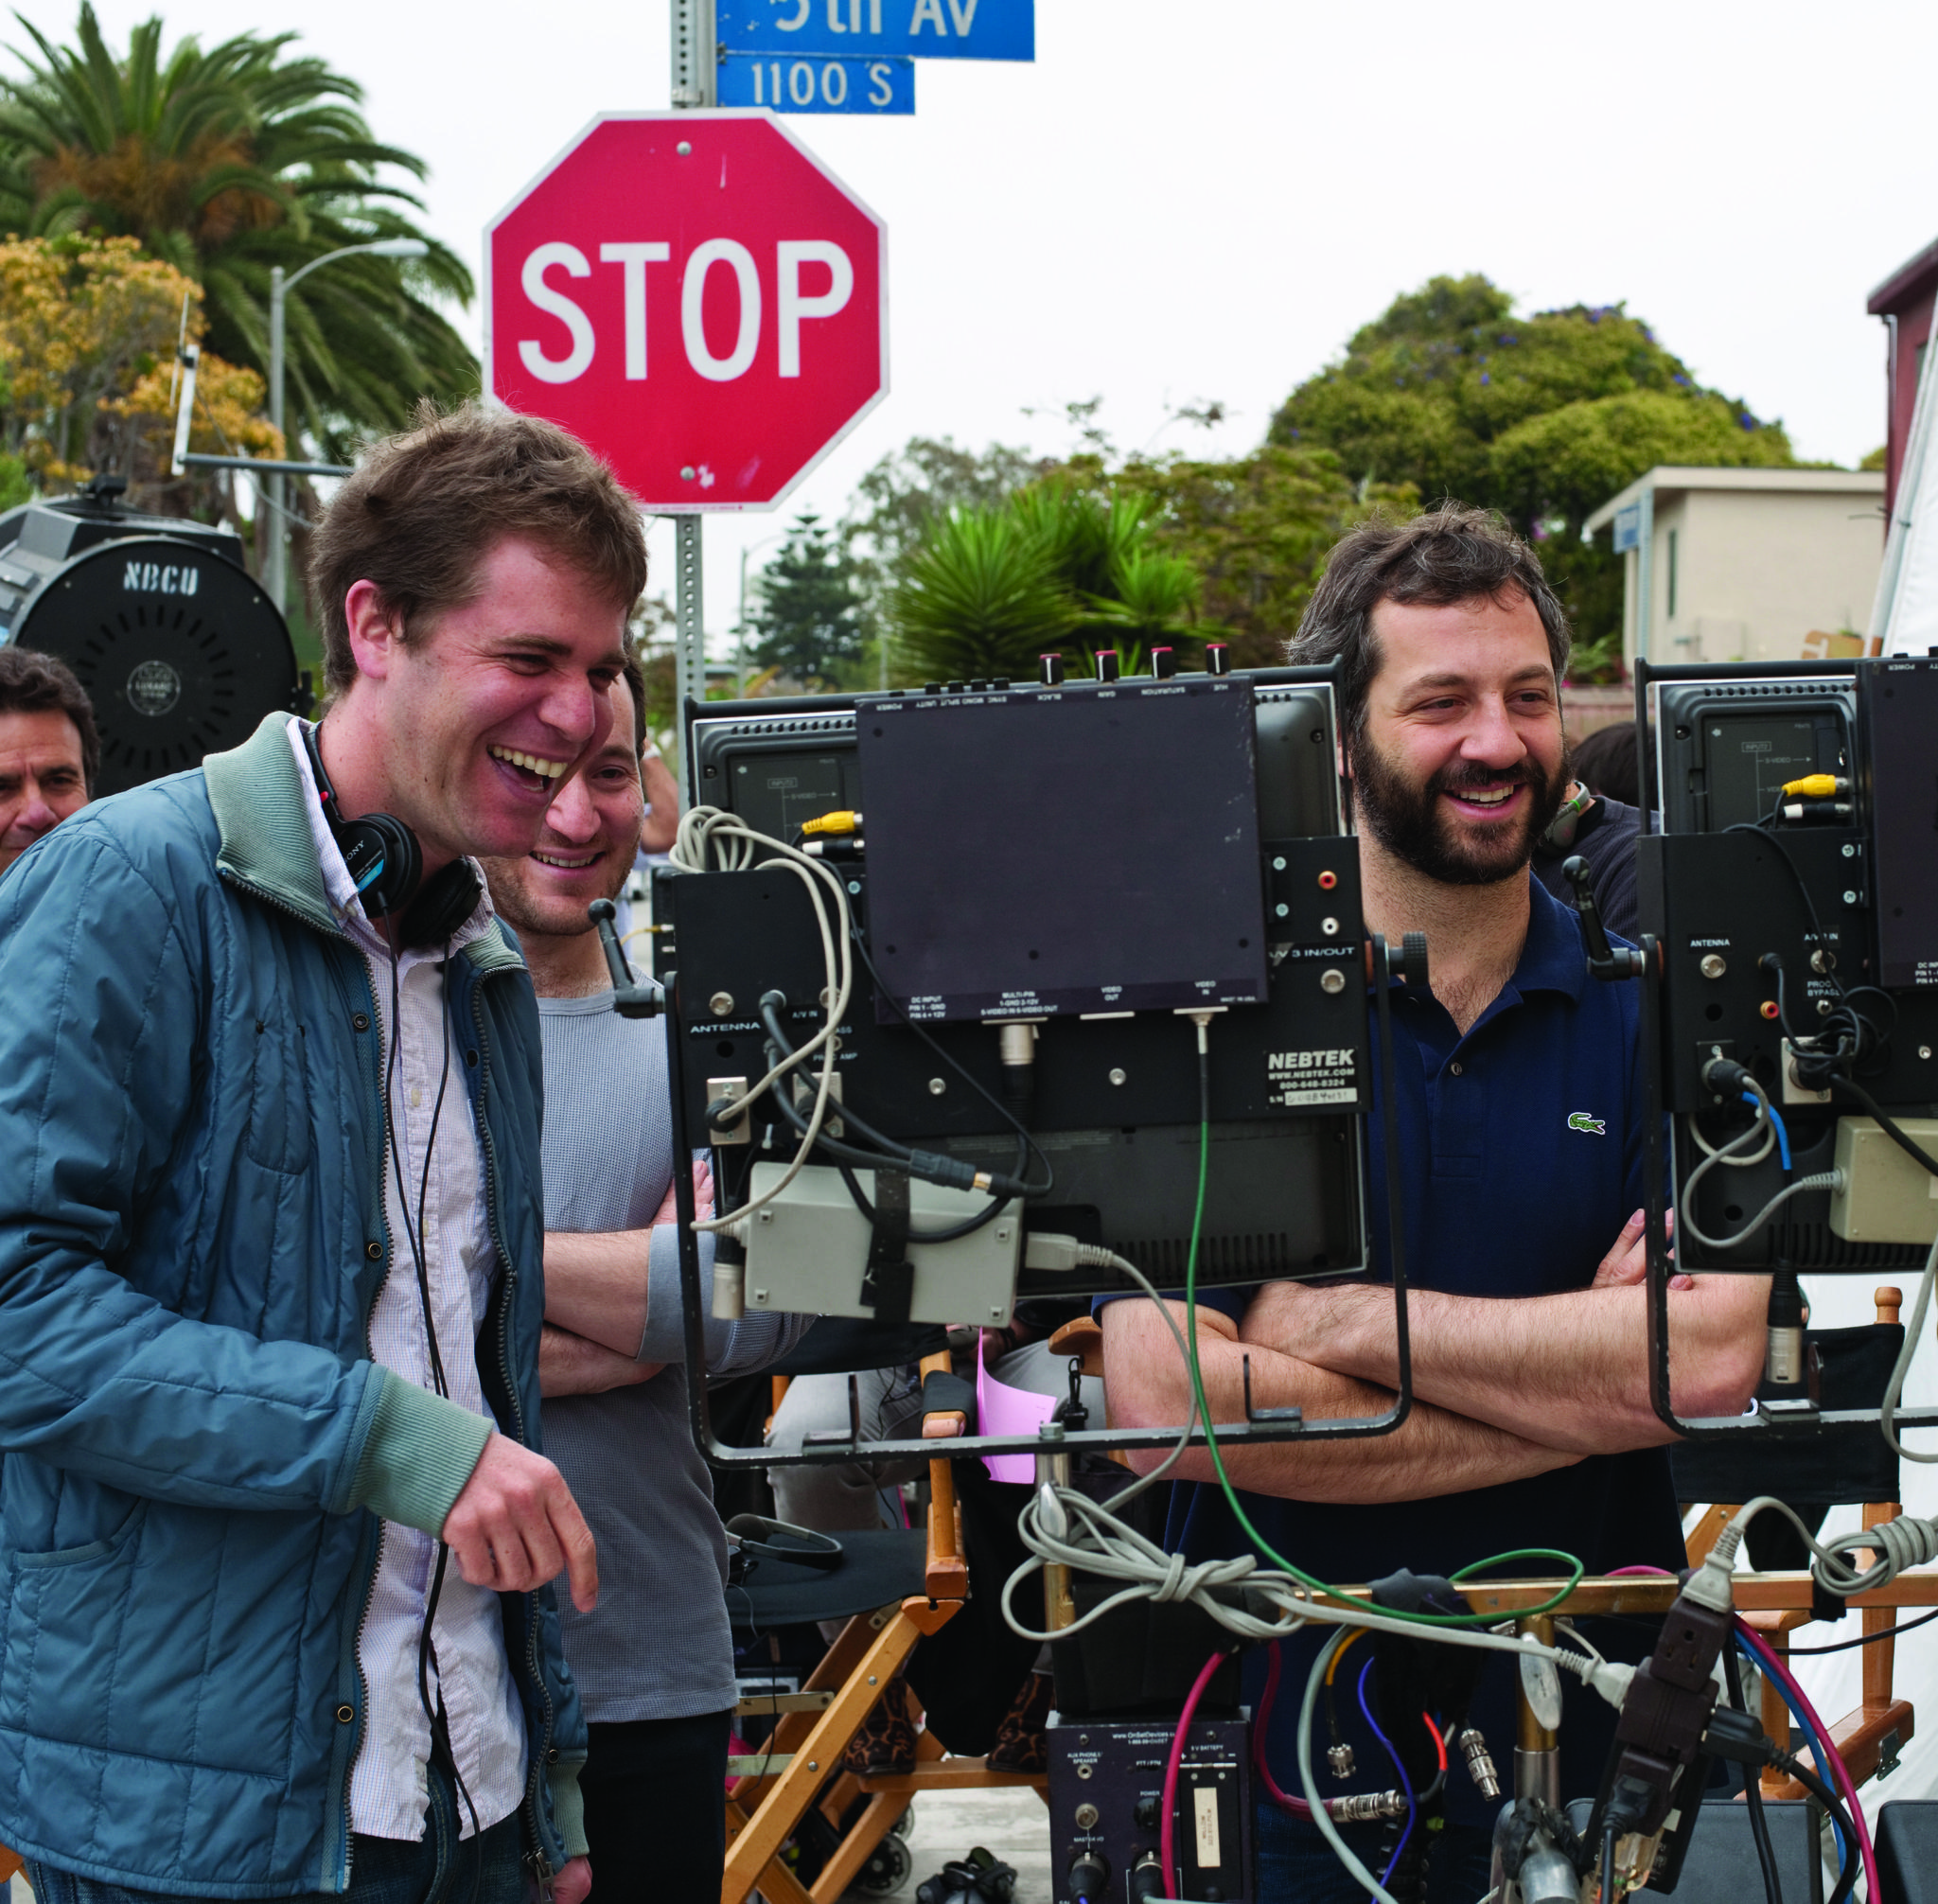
[
  {"xmin": 308, "ymin": 401, "xmax": 649, "ymax": 698},
  {"xmin": 1287, "ymin": 502, "xmax": 1571, "ymax": 746}
]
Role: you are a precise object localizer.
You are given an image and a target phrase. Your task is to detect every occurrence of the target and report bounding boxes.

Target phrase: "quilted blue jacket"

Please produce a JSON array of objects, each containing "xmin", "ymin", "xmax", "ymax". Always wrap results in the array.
[{"xmin": 0, "ymin": 713, "xmax": 587, "ymax": 1896}]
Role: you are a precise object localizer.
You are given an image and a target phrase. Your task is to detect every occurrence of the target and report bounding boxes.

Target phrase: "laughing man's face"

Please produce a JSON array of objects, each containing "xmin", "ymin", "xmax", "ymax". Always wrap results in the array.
[
  {"xmin": 1348, "ymin": 590, "xmax": 1568, "ymax": 886},
  {"xmin": 480, "ymin": 675, "xmax": 643, "ymax": 942}
]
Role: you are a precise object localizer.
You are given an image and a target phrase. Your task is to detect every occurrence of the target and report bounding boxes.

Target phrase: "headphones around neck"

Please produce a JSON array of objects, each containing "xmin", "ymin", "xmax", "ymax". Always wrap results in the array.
[{"xmin": 300, "ymin": 721, "xmax": 481, "ymax": 948}]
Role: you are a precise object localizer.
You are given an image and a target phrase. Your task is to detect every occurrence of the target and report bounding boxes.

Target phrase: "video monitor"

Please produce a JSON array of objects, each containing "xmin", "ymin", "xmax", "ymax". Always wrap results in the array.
[
  {"xmin": 856, "ymin": 679, "xmax": 1268, "ymax": 1023},
  {"xmin": 672, "ymin": 668, "xmax": 1370, "ymax": 1300}
]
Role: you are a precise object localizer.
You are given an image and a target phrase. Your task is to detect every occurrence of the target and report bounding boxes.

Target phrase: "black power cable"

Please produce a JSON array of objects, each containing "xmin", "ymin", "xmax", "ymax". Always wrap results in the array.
[
  {"xmin": 1784, "ymin": 1606, "xmax": 1938, "ymax": 1654},
  {"xmin": 760, "ymin": 1032, "xmax": 1018, "ymax": 1244},
  {"xmin": 1724, "ymin": 1648, "xmax": 1783, "ymax": 1904},
  {"xmin": 846, "ymin": 921, "xmax": 1055, "ymax": 1199}
]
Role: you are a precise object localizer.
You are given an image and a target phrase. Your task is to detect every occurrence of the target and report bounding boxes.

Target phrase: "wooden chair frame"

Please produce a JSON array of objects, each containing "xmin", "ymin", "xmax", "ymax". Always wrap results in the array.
[
  {"xmin": 721, "ymin": 1350, "xmax": 1048, "ymax": 1904},
  {"xmin": 1682, "ymin": 1285, "xmax": 1919, "ymax": 1799}
]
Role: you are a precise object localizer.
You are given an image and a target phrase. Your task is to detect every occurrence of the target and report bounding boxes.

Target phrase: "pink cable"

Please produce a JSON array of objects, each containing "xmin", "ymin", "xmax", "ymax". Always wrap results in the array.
[
  {"xmin": 1160, "ymin": 1649, "xmax": 1227, "ymax": 1897},
  {"xmin": 1251, "ymin": 1641, "xmax": 1313, "ymax": 1818},
  {"xmin": 1735, "ymin": 1616, "xmax": 1879, "ymax": 1902}
]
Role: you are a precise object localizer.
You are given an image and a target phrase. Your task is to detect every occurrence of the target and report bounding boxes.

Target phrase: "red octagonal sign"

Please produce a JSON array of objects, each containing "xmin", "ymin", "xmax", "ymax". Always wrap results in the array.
[{"xmin": 486, "ymin": 112, "xmax": 887, "ymax": 512}]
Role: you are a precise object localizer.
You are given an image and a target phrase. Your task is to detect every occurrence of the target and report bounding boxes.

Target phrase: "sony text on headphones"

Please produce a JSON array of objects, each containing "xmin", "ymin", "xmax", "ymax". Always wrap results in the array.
[{"xmin": 299, "ymin": 721, "xmax": 481, "ymax": 947}]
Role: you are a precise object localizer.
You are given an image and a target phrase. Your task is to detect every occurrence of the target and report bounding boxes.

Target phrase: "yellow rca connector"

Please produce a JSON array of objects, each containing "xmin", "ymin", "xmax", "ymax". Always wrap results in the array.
[
  {"xmin": 1780, "ymin": 774, "xmax": 1848, "ymax": 800},
  {"xmin": 802, "ymin": 810, "xmax": 862, "ymax": 837}
]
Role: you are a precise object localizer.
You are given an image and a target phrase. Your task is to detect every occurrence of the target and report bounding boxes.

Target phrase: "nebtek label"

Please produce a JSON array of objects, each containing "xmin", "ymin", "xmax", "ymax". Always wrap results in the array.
[{"xmin": 1266, "ymin": 1048, "xmax": 1357, "ymax": 1107}]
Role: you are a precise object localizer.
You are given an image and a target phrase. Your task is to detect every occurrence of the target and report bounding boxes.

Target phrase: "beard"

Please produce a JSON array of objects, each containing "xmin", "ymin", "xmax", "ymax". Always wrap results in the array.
[{"xmin": 1348, "ymin": 732, "xmax": 1569, "ymax": 887}]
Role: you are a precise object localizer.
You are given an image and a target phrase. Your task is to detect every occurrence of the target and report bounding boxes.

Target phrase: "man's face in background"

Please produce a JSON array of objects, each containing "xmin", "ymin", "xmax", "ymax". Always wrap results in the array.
[{"xmin": 0, "ymin": 708, "xmax": 89, "ymax": 873}]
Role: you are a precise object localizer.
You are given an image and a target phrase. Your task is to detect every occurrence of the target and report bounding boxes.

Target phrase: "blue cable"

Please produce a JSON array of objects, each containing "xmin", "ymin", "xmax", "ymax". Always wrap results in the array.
[
  {"xmin": 1737, "ymin": 1636, "xmax": 1847, "ymax": 1869},
  {"xmin": 1747, "ymin": 1091, "xmax": 1793, "ymax": 1172},
  {"xmin": 1357, "ymin": 1657, "xmax": 1416, "ymax": 1887}
]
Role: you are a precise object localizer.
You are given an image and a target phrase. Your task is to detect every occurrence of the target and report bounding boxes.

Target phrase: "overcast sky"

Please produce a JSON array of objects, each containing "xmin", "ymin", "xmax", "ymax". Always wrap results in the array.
[{"xmin": 62, "ymin": 0, "xmax": 1938, "ymax": 642}]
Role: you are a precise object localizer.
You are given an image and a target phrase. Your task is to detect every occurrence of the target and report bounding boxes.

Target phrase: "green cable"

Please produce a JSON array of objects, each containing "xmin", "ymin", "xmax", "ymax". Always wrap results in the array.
[{"xmin": 1176, "ymin": 1049, "xmax": 1586, "ymax": 1630}]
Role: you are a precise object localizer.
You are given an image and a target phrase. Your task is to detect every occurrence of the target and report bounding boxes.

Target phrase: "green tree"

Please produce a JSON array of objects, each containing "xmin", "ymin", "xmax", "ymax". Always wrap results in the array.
[
  {"xmin": 0, "ymin": 6, "xmax": 475, "ymax": 460},
  {"xmin": 1065, "ymin": 446, "xmax": 1416, "ymax": 668},
  {"xmin": 750, "ymin": 512, "xmax": 869, "ymax": 689},
  {"xmin": 846, "ymin": 433, "xmax": 1044, "ymax": 573},
  {"xmin": 890, "ymin": 482, "xmax": 1210, "ymax": 684},
  {"xmin": 1269, "ymin": 274, "xmax": 1798, "ymax": 672}
]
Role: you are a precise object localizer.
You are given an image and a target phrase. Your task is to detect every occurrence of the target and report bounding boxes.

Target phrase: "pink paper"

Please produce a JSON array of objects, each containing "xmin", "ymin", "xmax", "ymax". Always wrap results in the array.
[{"xmin": 977, "ymin": 1334, "xmax": 1055, "ymax": 1483}]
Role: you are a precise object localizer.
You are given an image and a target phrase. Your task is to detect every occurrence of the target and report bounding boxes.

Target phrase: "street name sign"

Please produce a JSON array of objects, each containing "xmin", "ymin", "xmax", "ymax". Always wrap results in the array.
[
  {"xmin": 720, "ymin": 0, "xmax": 1033, "ymax": 61},
  {"xmin": 485, "ymin": 111, "xmax": 887, "ymax": 512},
  {"xmin": 717, "ymin": 50, "xmax": 915, "ymax": 114}
]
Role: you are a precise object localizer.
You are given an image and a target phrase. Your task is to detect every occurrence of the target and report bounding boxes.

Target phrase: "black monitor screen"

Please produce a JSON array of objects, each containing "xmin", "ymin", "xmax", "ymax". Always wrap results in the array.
[{"xmin": 855, "ymin": 679, "xmax": 1269, "ymax": 1023}]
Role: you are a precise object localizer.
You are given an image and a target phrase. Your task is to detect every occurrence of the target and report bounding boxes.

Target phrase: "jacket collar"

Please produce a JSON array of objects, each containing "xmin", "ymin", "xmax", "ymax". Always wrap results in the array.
[
  {"xmin": 205, "ymin": 712, "xmax": 339, "ymax": 935},
  {"xmin": 203, "ymin": 712, "xmax": 526, "ymax": 978}
]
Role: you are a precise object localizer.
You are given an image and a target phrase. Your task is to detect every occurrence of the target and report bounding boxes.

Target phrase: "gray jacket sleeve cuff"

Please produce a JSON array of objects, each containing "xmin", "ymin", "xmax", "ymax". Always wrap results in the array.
[
  {"xmin": 549, "ymin": 1757, "xmax": 590, "ymax": 1860},
  {"xmin": 637, "ymin": 1220, "xmax": 717, "ymax": 1362},
  {"xmin": 344, "ymin": 1366, "xmax": 495, "ymax": 1536}
]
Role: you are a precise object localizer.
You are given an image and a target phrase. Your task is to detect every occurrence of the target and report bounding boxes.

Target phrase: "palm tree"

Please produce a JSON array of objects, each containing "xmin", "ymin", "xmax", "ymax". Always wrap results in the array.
[
  {"xmin": 0, "ymin": 6, "xmax": 476, "ymax": 458},
  {"xmin": 890, "ymin": 485, "xmax": 1216, "ymax": 686}
]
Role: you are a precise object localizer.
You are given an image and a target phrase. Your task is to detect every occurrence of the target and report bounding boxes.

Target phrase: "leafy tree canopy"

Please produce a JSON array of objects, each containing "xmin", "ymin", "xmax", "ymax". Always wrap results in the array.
[
  {"xmin": 749, "ymin": 511, "xmax": 869, "ymax": 690},
  {"xmin": 1063, "ymin": 446, "xmax": 1416, "ymax": 669},
  {"xmin": 1269, "ymin": 275, "xmax": 1806, "ymax": 675},
  {"xmin": 845, "ymin": 433, "xmax": 1043, "ymax": 574},
  {"xmin": 0, "ymin": 230, "xmax": 273, "ymax": 517},
  {"xmin": 0, "ymin": 6, "xmax": 476, "ymax": 459}
]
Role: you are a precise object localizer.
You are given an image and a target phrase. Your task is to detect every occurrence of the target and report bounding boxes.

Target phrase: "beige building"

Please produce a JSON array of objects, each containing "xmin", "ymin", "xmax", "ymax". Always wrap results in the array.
[{"xmin": 1583, "ymin": 466, "xmax": 1884, "ymax": 672}]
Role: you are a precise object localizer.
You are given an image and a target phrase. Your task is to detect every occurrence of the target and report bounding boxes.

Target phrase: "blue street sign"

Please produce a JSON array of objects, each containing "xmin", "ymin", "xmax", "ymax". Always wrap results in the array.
[
  {"xmin": 719, "ymin": 0, "xmax": 1033, "ymax": 62},
  {"xmin": 718, "ymin": 49, "xmax": 914, "ymax": 113}
]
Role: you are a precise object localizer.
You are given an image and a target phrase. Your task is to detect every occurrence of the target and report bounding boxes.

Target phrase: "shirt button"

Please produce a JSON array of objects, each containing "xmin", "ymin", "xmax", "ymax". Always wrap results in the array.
[
  {"xmin": 352, "ymin": 1013, "xmax": 370, "ymax": 1032},
  {"xmin": 365, "ymin": 1242, "xmax": 383, "ymax": 1261},
  {"xmin": 410, "ymin": 1086, "xmax": 422, "ymax": 1108},
  {"xmin": 1450, "ymin": 1061, "xmax": 1464, "ymax": 1076}
]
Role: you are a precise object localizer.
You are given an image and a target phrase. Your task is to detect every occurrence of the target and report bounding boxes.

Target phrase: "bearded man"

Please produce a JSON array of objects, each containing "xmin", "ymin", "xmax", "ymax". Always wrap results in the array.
[{"xmin": 1101, "ymin": 504, "xmax": 1766, "ymax": 1903}]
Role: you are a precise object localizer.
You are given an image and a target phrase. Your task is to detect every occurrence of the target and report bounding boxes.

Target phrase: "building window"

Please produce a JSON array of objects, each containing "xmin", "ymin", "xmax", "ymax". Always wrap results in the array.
[{"xmin": 1666, "ymin": 528, "xmax": 1679, "ymax": 621}]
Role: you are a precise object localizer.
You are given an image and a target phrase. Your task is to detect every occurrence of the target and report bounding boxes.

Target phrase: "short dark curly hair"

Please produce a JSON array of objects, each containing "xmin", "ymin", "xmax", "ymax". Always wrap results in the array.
[
  {"xmin": 308, "ymin": 401, "xmax": 649, "ymax": 698},
  {"xmin": 0, "ymin": 643, "xmax": 99, "ymax": 792},
  {"xmin": 1287, "ymin": 502, "xmax": 1571, "ymax": 745}
]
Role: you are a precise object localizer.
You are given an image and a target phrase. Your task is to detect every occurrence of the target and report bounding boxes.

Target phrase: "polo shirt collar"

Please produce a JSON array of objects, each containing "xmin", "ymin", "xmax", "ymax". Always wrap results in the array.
[{"xmin": 1509, "ymin": 873, "xmax": 1589, "ymax": 1005}]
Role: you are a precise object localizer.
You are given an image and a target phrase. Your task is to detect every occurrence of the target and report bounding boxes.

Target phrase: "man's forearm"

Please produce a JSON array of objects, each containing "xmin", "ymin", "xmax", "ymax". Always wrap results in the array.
[
  {"xmin": 1103, "ymin": 1303, "xmax": 1577, "ymax": 1503},
  {"xmin": 1257, "ymin": 1277, "xmax": 1768, "ymax": 1454},
  {"xmin": 539, "ymin": 1323, "xmax": 662, "ymax": 1398},
  {"xmin": 542, "ymin": 1229, "xmax": 652, "ymax": 1357}
]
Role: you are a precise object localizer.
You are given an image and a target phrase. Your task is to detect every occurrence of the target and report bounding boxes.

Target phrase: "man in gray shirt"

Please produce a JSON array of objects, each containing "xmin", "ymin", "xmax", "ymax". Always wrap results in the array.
[{"xmin": 481, "ymin": 661, "xmax": 811, "ymax": 1900}]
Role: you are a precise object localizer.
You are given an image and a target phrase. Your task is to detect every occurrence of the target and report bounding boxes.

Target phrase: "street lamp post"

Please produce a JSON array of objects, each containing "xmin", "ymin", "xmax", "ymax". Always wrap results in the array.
[
  {"xmin": 736, "ymin": 532, "xmax": 785, "ymax": 696},
  {"xmin": 265, "ymin": 238, "xmax": 428, "ymax": 617}
]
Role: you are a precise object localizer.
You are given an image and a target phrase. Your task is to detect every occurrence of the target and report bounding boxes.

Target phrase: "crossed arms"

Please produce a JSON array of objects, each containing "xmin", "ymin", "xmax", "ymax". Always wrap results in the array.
[{"xmin": 1101, "ymin": 1211, "xmax": 1769, "ymax": 1504}]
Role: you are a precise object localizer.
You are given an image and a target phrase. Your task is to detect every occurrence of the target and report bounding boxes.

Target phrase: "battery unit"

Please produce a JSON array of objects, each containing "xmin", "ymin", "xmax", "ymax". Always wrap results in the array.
[{"xmin": 1047, "ymin": 1710, "xmax": 1252, "ymax": 1904}]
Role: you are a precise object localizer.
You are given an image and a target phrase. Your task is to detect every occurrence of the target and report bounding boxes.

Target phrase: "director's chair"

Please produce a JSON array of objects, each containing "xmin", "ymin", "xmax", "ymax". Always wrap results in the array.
[
  {"xmin": 1682, "ymin": 1284, "xmax": 1915, "ymax": 1800},
  {"xmin": 721, "ymin": 1348, "xmax": 1048, "ymax": 1904}
]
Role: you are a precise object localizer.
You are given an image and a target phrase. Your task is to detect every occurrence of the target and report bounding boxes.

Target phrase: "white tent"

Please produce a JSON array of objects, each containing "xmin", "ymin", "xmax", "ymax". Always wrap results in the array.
[{"xmin": 1873, "ymin": 320, "xmax": 1938, "ymax": 654}]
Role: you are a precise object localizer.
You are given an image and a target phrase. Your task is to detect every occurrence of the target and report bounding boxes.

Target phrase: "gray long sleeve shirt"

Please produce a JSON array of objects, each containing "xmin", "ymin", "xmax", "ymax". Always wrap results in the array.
[{"xmin": 537, "ymin": 992, "xmax": 812, "ymax": 1724}]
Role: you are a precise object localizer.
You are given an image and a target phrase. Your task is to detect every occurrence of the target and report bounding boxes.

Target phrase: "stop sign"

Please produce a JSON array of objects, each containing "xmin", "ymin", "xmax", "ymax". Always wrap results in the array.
[{"xmin": 485, "ymin": 111, "xmax": 887, "ymax": 511}]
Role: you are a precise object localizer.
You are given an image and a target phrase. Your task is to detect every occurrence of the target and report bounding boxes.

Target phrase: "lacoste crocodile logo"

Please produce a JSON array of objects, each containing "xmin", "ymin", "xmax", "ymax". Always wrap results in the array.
[{"xmin": 1567, "ymin": 1112, "xmax": 1607, "ymax": 1136}]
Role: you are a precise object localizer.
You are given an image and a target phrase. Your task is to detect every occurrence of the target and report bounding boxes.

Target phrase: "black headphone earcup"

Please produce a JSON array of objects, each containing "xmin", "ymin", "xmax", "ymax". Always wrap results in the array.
[
  {"xmin": 397, "ymin": 860, "xmax": 483, "ymax": 948},
  {"xmin": 342, "ymin": 810, "xmax": 422, "ymax": 922}
]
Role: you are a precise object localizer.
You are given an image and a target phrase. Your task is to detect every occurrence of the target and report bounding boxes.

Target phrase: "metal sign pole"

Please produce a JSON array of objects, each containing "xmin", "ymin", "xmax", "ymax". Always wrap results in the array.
[{"xmin": 669, "ymin": 0, "xmax": 717, "ymax": 797}]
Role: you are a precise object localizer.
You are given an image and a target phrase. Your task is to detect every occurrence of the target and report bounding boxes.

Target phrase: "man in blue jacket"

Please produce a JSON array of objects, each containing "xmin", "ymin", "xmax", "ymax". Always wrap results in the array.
[{"xmin": 0, "ymin": 404, "xmax": 645, "ymax": 1904}]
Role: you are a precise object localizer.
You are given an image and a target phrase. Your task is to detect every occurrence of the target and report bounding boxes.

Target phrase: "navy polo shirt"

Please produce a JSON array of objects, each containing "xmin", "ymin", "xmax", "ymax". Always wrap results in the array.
[{"xmin": 1107, "ymin": 876, "xmax": 1684, "ymax": 1822}]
